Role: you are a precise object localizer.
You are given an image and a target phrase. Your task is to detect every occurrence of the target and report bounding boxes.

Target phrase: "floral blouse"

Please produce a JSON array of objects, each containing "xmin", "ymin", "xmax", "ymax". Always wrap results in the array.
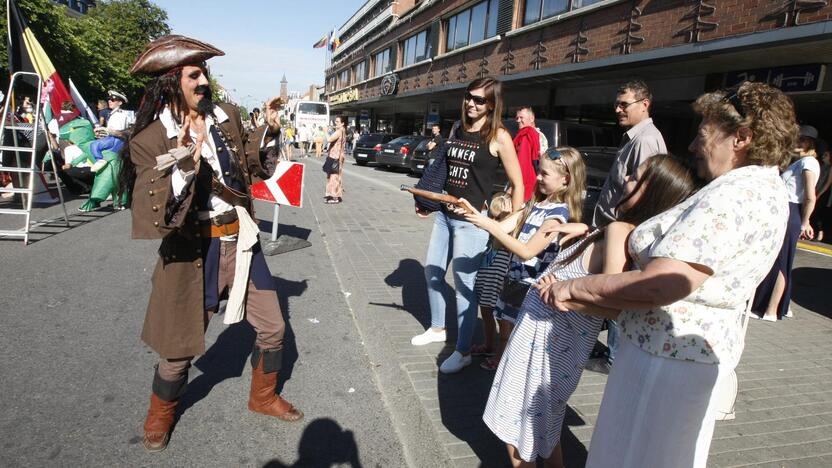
[{"xmin": 618, "ymin": 165, "xmax": 788, "ymax": 366}]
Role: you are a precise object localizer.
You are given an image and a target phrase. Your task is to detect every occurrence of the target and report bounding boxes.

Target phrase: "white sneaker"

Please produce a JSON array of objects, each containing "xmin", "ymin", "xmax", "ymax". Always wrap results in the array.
[
  {"xmin": 411, "ymin": 328, "xmax": 446, "ymax": 346},
  {"xmin": 439, "ymin": 351, "xmax": 471, "ymax": 374}
]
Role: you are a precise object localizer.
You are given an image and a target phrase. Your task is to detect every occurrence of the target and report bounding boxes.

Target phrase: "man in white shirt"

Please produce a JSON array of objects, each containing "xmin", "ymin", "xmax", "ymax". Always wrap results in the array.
[{"xmin": 89, "ymin": 90, "xmax": 133, "ymax": 172}]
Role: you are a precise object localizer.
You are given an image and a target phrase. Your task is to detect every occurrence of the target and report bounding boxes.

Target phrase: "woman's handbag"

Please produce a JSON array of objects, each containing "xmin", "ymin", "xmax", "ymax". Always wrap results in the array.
[
  {"xmin": 322, "ymin": 156, "xmax": 340, "ymax": 174},
  {"xmin": 412, "ymin": 121, "xmax": 460, "ymax": 212},
  {"xmin": 500, "ymin": 278, "xmax": 531, "ymax": 309},
  {"xmin": 713, "ymin": 295, "xmax": 753, "ymax": 421}
]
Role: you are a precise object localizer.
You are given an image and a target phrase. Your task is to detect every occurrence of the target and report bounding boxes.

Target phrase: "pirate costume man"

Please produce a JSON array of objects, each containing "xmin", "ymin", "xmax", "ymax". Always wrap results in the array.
[{"xmin": 124, "ymin": 35, "xmax": 302, "ymax": 453}]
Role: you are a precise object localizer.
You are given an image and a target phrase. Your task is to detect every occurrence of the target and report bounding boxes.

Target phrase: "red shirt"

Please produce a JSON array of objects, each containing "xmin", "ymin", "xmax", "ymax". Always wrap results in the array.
[{"xmin": 513, "ymin": 126, "xmax": 540, "ymax": 202}]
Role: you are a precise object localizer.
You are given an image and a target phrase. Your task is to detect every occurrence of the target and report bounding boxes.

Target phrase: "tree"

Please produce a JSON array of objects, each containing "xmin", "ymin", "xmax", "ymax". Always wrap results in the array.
[{"xmin": 0, "ymin": 0, "xmax": 170, "ymax": 104}]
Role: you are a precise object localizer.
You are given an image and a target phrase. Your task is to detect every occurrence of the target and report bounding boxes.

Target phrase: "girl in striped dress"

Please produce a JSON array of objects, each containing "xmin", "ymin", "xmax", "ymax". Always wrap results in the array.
[
  {"xmin": 458, "ymin": 147, "xmax": 587, "ymax": 371},
  {"xmin": 482, "ymin": 154, "xmax": 698, "ymax": 467}
]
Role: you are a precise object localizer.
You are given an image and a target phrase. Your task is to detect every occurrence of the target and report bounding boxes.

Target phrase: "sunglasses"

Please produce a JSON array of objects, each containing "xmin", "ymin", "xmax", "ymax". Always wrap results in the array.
[
  {"xmin": 544, "ymin": 149, "xmax": 569, "ymax": 172},
  {"xmin": 107, "ymin": 97, "xmax": 120, "ymax": 102},
  {"xmin": 614, "ymin": 98, "xmax": 645, "ymax": 110},
  {"xmin": 722, "ymin": 90, "xmax": 746, "ymax": 118},
  {"xmin": 464, "ymin": 92, "xmax": 488, "ymax": 106}
]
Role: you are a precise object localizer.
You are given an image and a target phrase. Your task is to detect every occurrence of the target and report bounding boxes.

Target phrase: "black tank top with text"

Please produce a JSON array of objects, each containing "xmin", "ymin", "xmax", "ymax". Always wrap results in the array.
[{"xmin": 443, "ymin": 128, "xmax": 501, "ymax": 220}]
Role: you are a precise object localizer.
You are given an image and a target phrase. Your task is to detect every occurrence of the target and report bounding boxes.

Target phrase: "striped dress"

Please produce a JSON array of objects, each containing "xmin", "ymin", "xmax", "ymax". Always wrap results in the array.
[
  {"xmin": 474, "ymin": 248, "xmax": 511, "ymax": 308},
  {"xmin": 482, "ymin": 230, "xmax": 605, "ymax": 462}
]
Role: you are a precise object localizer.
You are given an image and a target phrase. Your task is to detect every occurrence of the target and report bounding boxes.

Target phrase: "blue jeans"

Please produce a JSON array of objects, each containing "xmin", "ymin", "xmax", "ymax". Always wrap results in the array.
[
  {"xmin": 424, "ymin": 211, "xmax": 489, "ymax": 354},
  {"xmin": 89, "ymin": 136, "xmax": 124, "ymax": 161}
]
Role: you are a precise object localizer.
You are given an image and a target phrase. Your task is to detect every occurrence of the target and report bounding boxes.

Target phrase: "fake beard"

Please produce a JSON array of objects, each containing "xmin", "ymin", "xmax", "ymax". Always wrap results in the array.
[{"xmin": 196, "ymin": 84, "xmax": 214, "ymax": 116}]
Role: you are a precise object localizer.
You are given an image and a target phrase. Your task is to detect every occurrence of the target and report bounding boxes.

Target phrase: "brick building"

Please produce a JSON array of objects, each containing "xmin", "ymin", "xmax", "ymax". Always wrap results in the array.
[{"xmin": 325, "ymin": 0, "xmax": 832, "ymax": 153}]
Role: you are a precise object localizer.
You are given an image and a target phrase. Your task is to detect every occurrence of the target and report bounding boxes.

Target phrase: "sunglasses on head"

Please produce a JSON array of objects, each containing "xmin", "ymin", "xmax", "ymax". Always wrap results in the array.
[
  {"xmin": 464, "ymin": 92, "xmax": 488, "ymax": 106},
  {"xmin": 544, "ymin": 149, "xmax": 569, "ymax": 172},
  {"xmin": 722, "ymin": 90, "xmax": 746, "ymax": 118}
]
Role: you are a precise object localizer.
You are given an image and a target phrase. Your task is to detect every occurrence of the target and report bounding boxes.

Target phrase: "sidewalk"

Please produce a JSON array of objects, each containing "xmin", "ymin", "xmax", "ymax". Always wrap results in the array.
[{"xmin": 305, "ymin": 157, "xmax": 832, "ymax": 468}]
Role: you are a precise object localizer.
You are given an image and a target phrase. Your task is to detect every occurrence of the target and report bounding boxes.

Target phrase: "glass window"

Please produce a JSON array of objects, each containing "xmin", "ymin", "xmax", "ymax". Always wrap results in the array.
[
  {"xmin": 374, "ymin": 48, "xmax": 391, "ymax": 77},
  {"xmin": 542, "ymin": 0, "xmax": 569, "ymax": 18},
  {"xmin": 446, "ymin": 1, "xmax": 499, "ymax": 52},
  {"xmin": 447, "ymin": 16, "xmax": 456, "ymax": 52},
  {"xmin": 339, "ymin": 69, "xmax": 350, "ymax": 87},
  {"xmin": 298, "ymin": 103, "xmax": 328, "ymax": 115},
  {"xmin": 469, "ymin": 2, "xmax": 487, "ymax": 44},
  {"xmin": 566, "ymin": 127, "xmax": 594, "ymax": 147},
  {"xmin": 524, "ymin": 0, "xmax": 542, "ymax": 25},
  {"xmin": 354, "ymin": 61, "xmax": 366, "ymax": 82},
  {"xmin": 486, "ymin": 0, "xmax": 500, "ymax": 38},
  {"xmin": 572, "ymin": 0, "xmax": 603, "ymax": 7},
  {"xmin": 403, "ymin": 29, "xmax": 430, "ymax": 66}
]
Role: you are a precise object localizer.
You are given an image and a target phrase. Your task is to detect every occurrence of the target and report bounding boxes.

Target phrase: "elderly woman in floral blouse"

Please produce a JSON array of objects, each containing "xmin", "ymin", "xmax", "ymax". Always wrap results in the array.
[{"xmin": 538, "ymin": 81, "xmax": 798, "ymax": 468}]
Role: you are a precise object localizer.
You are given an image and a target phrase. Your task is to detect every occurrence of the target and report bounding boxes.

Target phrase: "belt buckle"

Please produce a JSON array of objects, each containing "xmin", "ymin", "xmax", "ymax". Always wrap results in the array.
[{"xmin": 210, "ymin": 216, "xmax": 222, "ymax": 226}]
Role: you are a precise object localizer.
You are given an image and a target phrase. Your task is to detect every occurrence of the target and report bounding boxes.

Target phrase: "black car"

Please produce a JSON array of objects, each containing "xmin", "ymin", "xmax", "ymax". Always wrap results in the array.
[
  {"xmin": 376, "ymin": 135, "xmax": 430, "ymax": 170},
  {"xmin": 352, "ymin": 133, "xmax": 400, "ymax": 166},
  {"xmin": 409, "ymin": 138, "xmax": 434, "ymax": 174}
]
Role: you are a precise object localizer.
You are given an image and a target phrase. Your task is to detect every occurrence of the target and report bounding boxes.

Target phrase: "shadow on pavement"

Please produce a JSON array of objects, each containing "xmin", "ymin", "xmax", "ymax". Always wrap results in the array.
[
  {"xmin": 791, "ymin": 267, "xmax": 832, "ymax": 318},
  {"xmin": 176, "ymin": 276, "xmax": 307, "ymax": 414},
  {"xmin": 262, "ymin": 418, "xmax": 362, "ymax": 468},
  {"xmin": 257, "ymin": 222, "xmax": 313, "ymax": 241},
  {"xmin": 435, "ymin": 344, "xmax": 590, "ymax": 467},
  {"xmin": 0, "ymin": 204, "xmax": 118, "ymax": 244},
  {"xmin": 382, "ymin": 258, "xmax": 432, "ymax": 329}
]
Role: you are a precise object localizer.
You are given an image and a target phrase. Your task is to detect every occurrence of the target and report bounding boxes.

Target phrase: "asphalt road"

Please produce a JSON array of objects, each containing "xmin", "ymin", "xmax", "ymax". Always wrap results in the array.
[{"xmin": 0, "ymin": 187, "xmax": 407, "ymax": 466}]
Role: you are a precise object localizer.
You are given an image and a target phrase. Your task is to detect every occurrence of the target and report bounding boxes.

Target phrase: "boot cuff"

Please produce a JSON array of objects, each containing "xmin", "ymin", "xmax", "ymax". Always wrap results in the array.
[
  {"xmin": 152, "ymin": 366, "xmax": 188, "ymax": 401},
  {"xmin": 251, "ymin": 346, "xmax": 283, "ymax": 373}
]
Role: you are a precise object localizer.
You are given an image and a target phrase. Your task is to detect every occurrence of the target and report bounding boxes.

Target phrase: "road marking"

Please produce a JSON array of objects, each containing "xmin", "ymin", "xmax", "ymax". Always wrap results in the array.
[{"xmin": 797, "ymin": 242, "xmax": 832, "ymax": 258}]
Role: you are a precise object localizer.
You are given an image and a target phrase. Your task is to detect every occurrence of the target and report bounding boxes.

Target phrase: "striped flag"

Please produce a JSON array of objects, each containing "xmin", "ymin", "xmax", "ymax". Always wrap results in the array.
[
  {"xmin": 329, "ymin": 29, "xmax": 340, "ymax": 51},
  {"xmin": 312, "ymin": 34, "xmax": 328, "ymax": 49},
  {"xmin": 69, "ymin": 78, "xmax": 98, "ymax": 125},
  {"xmin": 6, "ymin": 0, "xmax": 78, "ymax": 122}
]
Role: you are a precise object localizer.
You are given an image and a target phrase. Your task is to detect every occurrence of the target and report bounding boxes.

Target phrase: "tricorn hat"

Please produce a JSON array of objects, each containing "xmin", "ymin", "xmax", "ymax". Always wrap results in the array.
[{"xmin": 130, "ymin": 35, "xmax": 224, "ymax": 75}]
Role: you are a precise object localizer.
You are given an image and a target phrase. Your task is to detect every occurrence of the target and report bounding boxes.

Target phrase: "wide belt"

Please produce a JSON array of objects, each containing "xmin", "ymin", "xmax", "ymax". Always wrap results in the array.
[{"xmin": 200, "ymin": 210, "xmax": 240, "ymax": 237}]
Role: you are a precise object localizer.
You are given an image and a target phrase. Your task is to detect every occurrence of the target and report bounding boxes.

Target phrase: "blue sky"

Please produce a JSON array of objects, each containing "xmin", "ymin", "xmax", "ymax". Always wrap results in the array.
[{"xmin": 150, "ymin": 0, "xmax": 364, "ymax": 109}]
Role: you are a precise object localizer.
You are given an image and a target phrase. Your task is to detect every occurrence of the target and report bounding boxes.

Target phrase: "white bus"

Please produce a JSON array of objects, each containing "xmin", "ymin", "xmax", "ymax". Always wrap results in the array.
[{"xmin": 292, "ymin": 100, "xmax": 329, "ymax": 137}]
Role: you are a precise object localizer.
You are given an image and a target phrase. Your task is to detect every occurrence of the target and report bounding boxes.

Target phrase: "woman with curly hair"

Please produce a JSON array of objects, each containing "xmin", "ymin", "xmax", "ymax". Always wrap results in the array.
[{"xmin": 538, "ymin": 81, "xmax": 798, "ymax": 467}]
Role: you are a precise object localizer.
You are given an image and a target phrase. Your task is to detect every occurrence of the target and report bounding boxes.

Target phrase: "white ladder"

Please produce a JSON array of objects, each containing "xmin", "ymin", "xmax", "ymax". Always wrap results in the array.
[{"xmin": 0, "ymin": 71, "xmax": 69, "ymax": 245}]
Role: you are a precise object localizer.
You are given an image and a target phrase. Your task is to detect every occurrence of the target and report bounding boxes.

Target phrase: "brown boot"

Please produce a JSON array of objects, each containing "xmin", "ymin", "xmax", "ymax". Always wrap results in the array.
[
  {"xmin": 248, "ymin": 348, "xmax": 303, "ymax": 422},
  {"xmin": 142, "ymin": 393, "xmax": 178, "ymax": 452},
  {"xmin": 142, "ymin": 366, "xmax": 187, "ymax": 453}
]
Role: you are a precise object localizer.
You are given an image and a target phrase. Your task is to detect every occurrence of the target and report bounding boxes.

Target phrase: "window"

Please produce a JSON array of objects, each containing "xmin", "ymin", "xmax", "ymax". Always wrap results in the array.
[
  {"xmin": 402, "ymin": 29, "xmax": 430, "ymax": 66},
  {"xmin": 373, "ymin": 48, "xmax": 391, "ymax": 77},
  {"xmin": 446, "ymin": 0, "xmax": 500, "ymax": 52},
  {"xmin": 524, "ymin": 0, "xmax": 604, "ymax": 25},
  {"xmin": 354, "ymin": 61, "xmax": 366, "ymax": 83},
  {"xmin": 339, "ymin": 69, "xmax": 350, "ymax": 88}
]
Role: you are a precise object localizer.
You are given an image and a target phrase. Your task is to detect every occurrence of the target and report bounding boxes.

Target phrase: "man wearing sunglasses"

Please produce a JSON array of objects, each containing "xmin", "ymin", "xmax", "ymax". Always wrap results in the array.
[
  {"xmin": 590, "ymin": 79, "xmax": 666, "ymax": 372},
  {"xmin": 593, "ymin": 80, "xmax": 666, "ymax": 227},
  {"xmin": 89, "ymin": 90, "xmax": 134, "ymax": 173}
]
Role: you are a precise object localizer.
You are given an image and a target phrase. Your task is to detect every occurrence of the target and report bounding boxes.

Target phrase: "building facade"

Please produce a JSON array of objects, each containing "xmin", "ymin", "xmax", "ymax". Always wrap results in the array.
[
  {"xmin": 52, "ymin": 0, "xmax": 96, "ymax": 16},
  {"xmin": 325, "ymin": 0, "xmax": 832, "ymax": 152}
]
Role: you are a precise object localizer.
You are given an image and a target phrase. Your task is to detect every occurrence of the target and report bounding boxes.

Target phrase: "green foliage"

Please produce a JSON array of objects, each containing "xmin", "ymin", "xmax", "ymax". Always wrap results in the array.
[
  {"xmin": 0, "ymin": 0, "xmax": 170, "ymax": 106},
  {"xmin": 238, "ymin": 105, "xmax": 249, "ymax": 122}
]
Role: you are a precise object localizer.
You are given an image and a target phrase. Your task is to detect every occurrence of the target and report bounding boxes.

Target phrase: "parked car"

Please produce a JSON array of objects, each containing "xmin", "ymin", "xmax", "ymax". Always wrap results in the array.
[
  {"xmin": 409, "ymin": 138, "xmax": 433, "ymax": 175},
  {"xmin": 352, "ymin": 133, "xmax": 400, "ymax": 165},
  {"xmin": 376, "ymin": 135, "xmax": 431, "ymax": 171}
]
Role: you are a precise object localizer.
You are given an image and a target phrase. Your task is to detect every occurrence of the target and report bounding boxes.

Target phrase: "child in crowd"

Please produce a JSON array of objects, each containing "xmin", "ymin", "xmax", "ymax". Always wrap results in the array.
[
  {"xmin": 458, "ymin": 147, "xmax": 587, "ymax": 371},
  {"xmin": 472, "ymin": 192, "xmax": 514, "ymax": 359},
  {"xmin": 482, "ymin": 154, "xmax": 698, "ymax": 468}
]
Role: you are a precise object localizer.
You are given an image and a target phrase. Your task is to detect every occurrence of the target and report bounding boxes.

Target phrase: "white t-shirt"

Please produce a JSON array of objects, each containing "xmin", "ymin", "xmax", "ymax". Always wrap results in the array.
[
  {"xmin": 782, "ymin": 156, "xmax": 820, "ymax": 203},
  {"xmin": 106, "ymin": 108, "xmax": 134, "ymax": 132}
]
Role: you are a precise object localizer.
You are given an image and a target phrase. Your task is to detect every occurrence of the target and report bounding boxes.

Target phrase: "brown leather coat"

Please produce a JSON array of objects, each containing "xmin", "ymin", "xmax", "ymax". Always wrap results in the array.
[
  {"xmin": 244, "ymin": 124, "xmax": 277, "ymax": 184},
  {"xmin": 130, "ymin": 102, "xmax": 256, "ymax": 358}
]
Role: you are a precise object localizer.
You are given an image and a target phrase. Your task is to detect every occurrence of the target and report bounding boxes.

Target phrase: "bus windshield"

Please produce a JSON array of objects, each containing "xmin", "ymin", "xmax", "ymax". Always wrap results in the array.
[{"xmin": 297, "ymin": 103, "xmax": 328, "ymax": 115}]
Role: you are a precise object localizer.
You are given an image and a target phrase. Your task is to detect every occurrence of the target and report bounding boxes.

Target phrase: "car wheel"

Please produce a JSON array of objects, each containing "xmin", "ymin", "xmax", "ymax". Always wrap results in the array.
[{"xmin": 355, "ymin": 160, "xmax": 367, "ymax": 166}]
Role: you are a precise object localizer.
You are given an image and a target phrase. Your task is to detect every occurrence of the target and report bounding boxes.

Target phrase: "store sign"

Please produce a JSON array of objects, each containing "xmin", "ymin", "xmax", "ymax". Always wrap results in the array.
[
  {"xmin": 381, "ymin": 73, "xmax": 399, "ymax": 96},
  {"xmin": 329, "ymin": 88, "xmax": 360, "ymax": 105},
  {"xmin": 724, "ymin": 64, "xmax": 826, "ymax": 93}
]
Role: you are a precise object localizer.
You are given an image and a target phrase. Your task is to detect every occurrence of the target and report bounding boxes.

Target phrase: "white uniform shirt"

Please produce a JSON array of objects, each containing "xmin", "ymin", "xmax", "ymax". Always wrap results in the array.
[{"xmin": 106, "ymin": 107, "xmax": 134, "ymax": 132}]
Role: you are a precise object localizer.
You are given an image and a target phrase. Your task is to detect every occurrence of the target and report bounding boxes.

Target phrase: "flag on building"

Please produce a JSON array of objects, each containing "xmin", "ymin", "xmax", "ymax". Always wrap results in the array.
[
  {"xmin": 6, "ymin": 0, "xmax": 78, "ymax": 122},
  {"xmin": 329, "ymin": 29, "xmax": 340, "ymax": 51},
  {"xmin": 312, "ymin": 34, "xmax": 329, "ymax": 49}
]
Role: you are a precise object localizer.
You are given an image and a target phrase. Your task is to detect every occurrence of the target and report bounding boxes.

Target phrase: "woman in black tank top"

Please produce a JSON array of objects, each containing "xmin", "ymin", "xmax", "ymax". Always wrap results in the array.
[{"xmin": 411, "ymin": 77, "xmax": 525, "ymax": 374}]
